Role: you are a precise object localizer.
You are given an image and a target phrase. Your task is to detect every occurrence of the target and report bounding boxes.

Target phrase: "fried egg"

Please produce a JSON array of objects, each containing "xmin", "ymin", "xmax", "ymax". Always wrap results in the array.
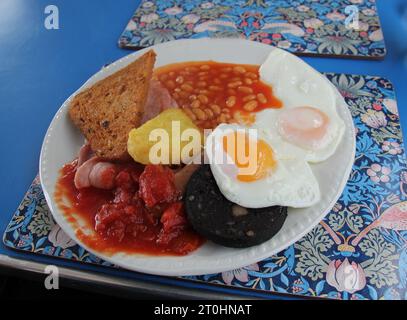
[
  {"xmin": 205, "ymin": 123, "xmax": 320, "ymax": 208},
  {"xmin": 255, "ymin": 49, "xmax": 345, "ymax": 163}
]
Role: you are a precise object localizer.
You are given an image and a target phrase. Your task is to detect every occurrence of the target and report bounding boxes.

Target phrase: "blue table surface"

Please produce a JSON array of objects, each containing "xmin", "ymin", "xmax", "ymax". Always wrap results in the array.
[{"xmin": 0, "ymin": 0, "xmax": 406, "ymax": 298}]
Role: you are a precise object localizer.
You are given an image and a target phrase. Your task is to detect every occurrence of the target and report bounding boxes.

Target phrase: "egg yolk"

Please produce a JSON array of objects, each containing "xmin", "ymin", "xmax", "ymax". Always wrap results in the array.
[
  {"xmin": 277, "ymin": 106, "xmax": 330, "ymax": 150},
  {"xmin": 222, "ymin": 132, "xmax": 275, "ymax": 182}
]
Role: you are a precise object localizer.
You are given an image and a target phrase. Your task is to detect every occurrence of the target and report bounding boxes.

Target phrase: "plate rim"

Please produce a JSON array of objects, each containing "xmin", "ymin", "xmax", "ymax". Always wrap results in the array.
[{"xmin": 39, "ymin": 38, "xmax": 356, "ymax": 276}]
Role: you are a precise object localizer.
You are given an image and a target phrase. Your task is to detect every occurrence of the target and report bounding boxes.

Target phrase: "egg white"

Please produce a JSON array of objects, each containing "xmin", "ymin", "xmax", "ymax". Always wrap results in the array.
[
  {"xmin": 256, "ymin": 49, "xmax": 345, "ymax": 163},
  {"xmin": 205, "ymin": 124, "xmax": 321, "ymax": 209}
]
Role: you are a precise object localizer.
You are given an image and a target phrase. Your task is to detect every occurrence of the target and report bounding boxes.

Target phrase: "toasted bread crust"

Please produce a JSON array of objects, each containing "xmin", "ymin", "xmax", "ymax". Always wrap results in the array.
[{"xmin": 69, "ymin": 50, "xmax": 156, "ymax": 160}]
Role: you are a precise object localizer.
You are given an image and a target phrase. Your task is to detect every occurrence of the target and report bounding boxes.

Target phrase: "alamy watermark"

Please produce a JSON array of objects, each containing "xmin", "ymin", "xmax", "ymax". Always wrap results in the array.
[
  {"xmin": 345, "ymin": 5, "xmax": 360, "ymax": 30},
  {"xmin": 44, "ymin": 5, "xmax": 59, "ymax": 30},
  {"xmin": 44, "ymin": 265, "xmax": 59, "ymax": 289}
]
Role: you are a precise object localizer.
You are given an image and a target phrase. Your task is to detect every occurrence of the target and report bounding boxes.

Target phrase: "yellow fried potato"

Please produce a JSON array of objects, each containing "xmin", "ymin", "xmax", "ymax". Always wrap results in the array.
[{"xmin": 128, "ymin": 109, "xmax": 202, "ymax": 165}]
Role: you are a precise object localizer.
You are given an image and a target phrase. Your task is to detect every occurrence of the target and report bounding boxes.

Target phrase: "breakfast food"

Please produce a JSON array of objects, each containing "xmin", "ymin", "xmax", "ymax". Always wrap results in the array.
[
  {"xmin": 205, "ymin": 123, "xmax": 321, "ymax": 208},
  {"xmin": 256, "ymin": 49, "xmax": 345, "ymax": 163},
  {"xmin": 74, "ymin": 154, "xmax": 117, "ymax": 189},
  {"xmin": 154, "ymin": 61, "xmax": 282, "ymax": 129},
  {"xmin": 127, "ymin": 108, "xmax": 202, "ymax": 165},
  {"xmin": 69, "ymin": 50, "xmax": 156, "ymax": 160},
  {"xmin": 55, "ymin": 47, "xmax": 346, "ymax": 258},
  {"xmin": 141, "ymin": 79, "xmax": 179, "ymax": 124},
  {"xmin": 57, "ymin": 161, "xmax": 203, "ymax": 255},
  {"xmin": 185, "ymin": 165, "xmax": 287, "ymax": 248}
]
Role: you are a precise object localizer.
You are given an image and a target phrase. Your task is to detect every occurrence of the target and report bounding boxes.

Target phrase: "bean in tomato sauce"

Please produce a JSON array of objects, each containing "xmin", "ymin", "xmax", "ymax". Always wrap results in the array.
[{"xmin": 154, "ymin": 61, "xmax": 282, "ymax": 129}]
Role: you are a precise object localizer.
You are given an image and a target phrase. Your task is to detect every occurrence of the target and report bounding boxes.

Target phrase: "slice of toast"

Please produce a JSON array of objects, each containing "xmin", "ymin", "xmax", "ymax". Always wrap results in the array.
[{"xmin": 69, "ymin": 50, "xmax": 156, "ymax": 160}]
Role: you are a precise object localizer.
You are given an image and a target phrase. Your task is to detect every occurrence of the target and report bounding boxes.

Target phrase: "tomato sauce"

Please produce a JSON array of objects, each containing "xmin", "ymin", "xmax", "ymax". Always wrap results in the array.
[
  {"xmin": 55, "ymin": 161, "xmax": 204, "ymax": 256},
  {"xmin": 154, "ymin": 61, "xmax": 282, "ymax": 128}
]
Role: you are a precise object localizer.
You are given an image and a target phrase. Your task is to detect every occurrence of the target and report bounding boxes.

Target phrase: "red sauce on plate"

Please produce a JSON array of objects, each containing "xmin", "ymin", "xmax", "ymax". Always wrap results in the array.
[{"xmin": 55, "ymin": 161, "xmax": 204, "ymax": 256}]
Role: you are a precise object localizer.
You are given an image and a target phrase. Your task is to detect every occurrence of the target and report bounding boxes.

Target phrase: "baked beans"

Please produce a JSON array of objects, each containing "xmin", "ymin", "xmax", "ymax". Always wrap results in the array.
[
  {"xmin": 154, "ymin": 61, "xmax": 282, "ymax": 128},
  {"xmin": 193, "ymin": 108, "xmax": 207, "ymax": 121},
  {"xmin": 243, "ymin": 100, "xmax": 258, "ymax": 111},
  {"xmin": 181, "ymin": 84, "xmax": 193, "ymax": 92},
  {"xmin": 197, "ymin": 94, "xmax": 209, "ymax": 104},
  {"xmin": 237, "ymin": 86, "xmax": 253, "ymax": 94},
  {"xmin": 191, "ymin": 100, "xmax": 201, "ymax": 109},
  {"xmin": 233, "ymin": 66, "xmax": 246, "ymax": 74},
  {"xmin": 210, "ymin": 104, "xmax": 221, "ymax": 115},
  {"xmin": 257, "ymin": 93, "xmax": 268, "ymax": 104},
  {"xmin": 226, "ymin": 96, "xmax": 236, "ymax": 108},
  {"xmin": 228, "ymin": 81, "xmax": 243, "ymax": 88},
  {"xmin": 242, "ymin": 94, "xmax": 256, "ymax": 102}
]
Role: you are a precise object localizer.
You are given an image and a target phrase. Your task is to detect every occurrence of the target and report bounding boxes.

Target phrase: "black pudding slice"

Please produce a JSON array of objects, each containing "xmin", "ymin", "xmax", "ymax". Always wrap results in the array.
[{"xmin": 185, "ymin": 165, "xmax": 288, "ymax": 248}]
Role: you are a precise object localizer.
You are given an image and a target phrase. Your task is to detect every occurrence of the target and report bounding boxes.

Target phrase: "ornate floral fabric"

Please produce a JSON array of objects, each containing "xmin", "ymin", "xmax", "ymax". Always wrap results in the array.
[
  {"xmin": 3, "ymin": 74, "xmax": 405, "ymax": 300},
  {"xmin": 119, "ymin": 0, "xmax": 386, "ymax": 59}
]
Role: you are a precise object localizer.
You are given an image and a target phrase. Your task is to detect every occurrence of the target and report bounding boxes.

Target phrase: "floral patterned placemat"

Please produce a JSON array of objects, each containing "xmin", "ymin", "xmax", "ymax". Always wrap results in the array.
[
  {"xmin": 119, "ymin": 0, "xmax": 386, "ymax": 59},
  {"xmin": 3, "ymin": 74, "xmax": 406, "ymax": 300}
]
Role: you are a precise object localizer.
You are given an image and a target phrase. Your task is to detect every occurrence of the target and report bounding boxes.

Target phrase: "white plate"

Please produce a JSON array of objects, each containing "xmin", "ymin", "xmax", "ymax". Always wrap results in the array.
[{"xmin": 40, "ymin": 38, "xmax": 355, "ymax": 276}]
